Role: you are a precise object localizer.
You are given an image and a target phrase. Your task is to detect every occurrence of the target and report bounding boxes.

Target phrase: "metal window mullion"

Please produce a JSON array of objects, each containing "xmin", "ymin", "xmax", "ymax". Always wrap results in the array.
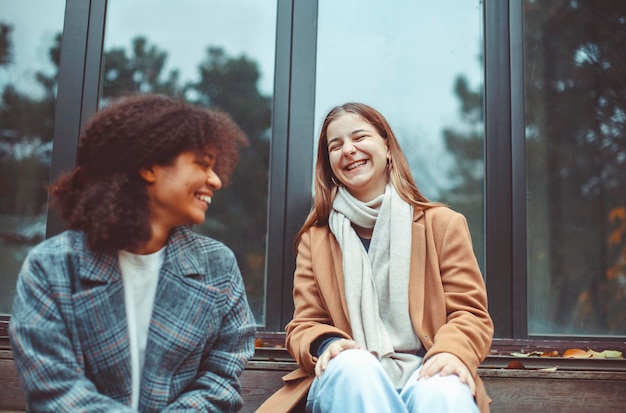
[
  {"xmin": 510, "ymin": 0, "xmax": 528, "ymax": 339},
  {"xmin": 46, "ymin": 0, "xmax": 92, "ymax": 238},
  {"xmin": 484, "ymin": 0, "xmax": 514, "ymax": 338},
  {"xmin": 280, "ymin": 0, "xmax": 318, "ymax": 328},
  {"xmin": 264, "ymin": 0, "xmax": 295, "ymax": 331}
]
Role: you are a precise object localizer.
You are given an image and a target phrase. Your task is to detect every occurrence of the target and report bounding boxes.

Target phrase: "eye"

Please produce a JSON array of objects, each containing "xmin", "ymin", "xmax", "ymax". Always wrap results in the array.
[
  {"xmin": 196, "ymin": 157, "xmax": 215, "ymax": 170},
  {"xmin": 328, "ymin": 144, "xmax": 341, "ymax": 152}
]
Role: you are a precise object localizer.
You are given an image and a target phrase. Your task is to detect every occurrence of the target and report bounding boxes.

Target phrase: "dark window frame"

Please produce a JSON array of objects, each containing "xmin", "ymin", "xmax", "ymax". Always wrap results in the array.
[{"xmin": 2, "ymin": 0, "xmax": 625, "ymax": 351}]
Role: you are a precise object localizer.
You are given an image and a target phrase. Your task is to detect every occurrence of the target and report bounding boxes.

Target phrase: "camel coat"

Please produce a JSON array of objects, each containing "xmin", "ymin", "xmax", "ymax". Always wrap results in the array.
[{"xmin": 257, "ymin": 206, "xmax": 493, "ymax": 412}]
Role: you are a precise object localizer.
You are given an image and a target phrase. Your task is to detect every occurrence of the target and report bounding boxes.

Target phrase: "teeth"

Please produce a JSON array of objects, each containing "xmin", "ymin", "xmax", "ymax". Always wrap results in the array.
[
  {"xmin": 196, "ymin": 194, "xmax": 212, "ymax": 205},
  {"xmin": 346, "ymin": 160, "xmax": 366, "ymax": 170}
]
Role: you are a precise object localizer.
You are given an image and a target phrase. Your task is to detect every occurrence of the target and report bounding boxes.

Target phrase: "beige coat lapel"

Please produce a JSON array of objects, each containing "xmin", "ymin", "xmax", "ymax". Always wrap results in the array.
[
  {"xmin": 408, "ymin": 209, "xmax": 428, "ymax": 348},
  {"xmin": 329, "ymin": 238, "xmax": 351, "ymax": 327}
]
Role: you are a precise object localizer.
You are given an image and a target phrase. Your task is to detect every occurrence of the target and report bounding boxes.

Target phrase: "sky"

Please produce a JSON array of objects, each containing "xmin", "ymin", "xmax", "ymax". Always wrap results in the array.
[
  {"xmin": 2, "ymin": 0, "xmax": 484, "ymax": 198},
  {"xmin": 103, "ymin": 0, "xmax": 278, "ymax": 96},
  {"xmin": 314, "ymin": 0, "xmax": 484, "ymax": 197},
  {"xmin": 0, "ymin": 0, "xmax": 65, "ymax": 96}
]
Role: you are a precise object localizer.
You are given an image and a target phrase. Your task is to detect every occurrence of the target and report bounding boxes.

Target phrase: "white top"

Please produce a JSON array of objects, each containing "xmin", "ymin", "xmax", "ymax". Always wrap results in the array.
[{"xmin": 118, "ymin": 246, "xmax": 165, "ymax": 409}]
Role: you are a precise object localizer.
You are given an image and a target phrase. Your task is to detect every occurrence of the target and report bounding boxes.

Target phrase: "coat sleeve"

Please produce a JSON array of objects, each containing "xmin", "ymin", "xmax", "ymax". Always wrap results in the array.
[
  {"xmin": 285, "ymin": 230, "xmax": 351, "ymax": 374},
  {"xmin": 426, "ymin": 210, "xmax": 494, "ymax": 373},
  {"xmin": 162, "ymin": 259, "xmax": 256, "ymax": 413},
  {"xmin": 9, "ymin": 252, "xmax": 135, "ymax": 413}
]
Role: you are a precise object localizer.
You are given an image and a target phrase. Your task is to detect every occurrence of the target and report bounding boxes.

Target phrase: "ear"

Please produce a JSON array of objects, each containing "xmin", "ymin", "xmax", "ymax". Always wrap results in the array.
[{"xmin": 139, "ymin": 166, "xmax": 157, "ymax": 183}]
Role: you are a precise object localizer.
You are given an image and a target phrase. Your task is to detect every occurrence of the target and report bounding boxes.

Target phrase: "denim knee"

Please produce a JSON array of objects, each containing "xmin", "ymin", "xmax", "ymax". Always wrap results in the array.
[
  {"xmin": 404, "ymin": 374, "xmax": 478, "ymax": 413},
  {"xmin": 308, "ymin": 349, "xmax": 408, "ymax": 413}
]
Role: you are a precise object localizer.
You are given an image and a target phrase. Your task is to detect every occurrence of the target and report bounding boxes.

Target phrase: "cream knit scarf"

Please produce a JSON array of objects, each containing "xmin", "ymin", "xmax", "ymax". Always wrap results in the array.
[{"xmin": 329, "ymin": 183, "xmax": 422, "ymax": 388}]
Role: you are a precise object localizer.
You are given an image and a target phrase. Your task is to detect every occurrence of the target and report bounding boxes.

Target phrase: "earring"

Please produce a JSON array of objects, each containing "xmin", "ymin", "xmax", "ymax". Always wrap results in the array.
[{"xmin": 331, "ymin": 176, "xmax": 340, "ymax": 186}]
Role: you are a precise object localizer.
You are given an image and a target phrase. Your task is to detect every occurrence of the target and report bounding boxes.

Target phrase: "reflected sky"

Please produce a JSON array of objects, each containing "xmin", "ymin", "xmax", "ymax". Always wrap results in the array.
[
  {"xmin": 315, "ymin": 0, "xmax": 484, "ymax": 198},
  {"xmin": 0, "ymin": 0, "xmax": 65, "ymax": 99},
  {"xmin": 104, "ymin": 0, "xmax": 277, "ymax": 95},
  {"xmin": 3, "ymin": 0, "xmax": 484, "ymax": 199}
]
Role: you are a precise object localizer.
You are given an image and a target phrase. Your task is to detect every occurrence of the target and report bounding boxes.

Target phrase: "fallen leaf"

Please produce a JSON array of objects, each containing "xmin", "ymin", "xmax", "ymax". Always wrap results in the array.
[
  {"xmin": 608, "ymin": 231, "xmax": 623, "ymax": 246},
  {"xmin": 511, "ymin": 351, "xmax": 548, "ymax": 357},
  {"xmin": 537, "ymin": 366, "xmax": 558, "ymax": 372},
  {"xmin": 609, "ymin": 207, "xmax": 626, "ymax": 223},
  {"xmin": 587, "ymin": 349, "xmax": 623, "ymax": 359},
  {"xmin": 506, "ymin": 360, "xmax": 526, "ymax": 369},
  {"xmin": 601, "ymin": 350, "xmax": 623, "ymax": 358},
  {"xmin": 563, "ymin": 348, "xmax": 591, "ymax": 358}
]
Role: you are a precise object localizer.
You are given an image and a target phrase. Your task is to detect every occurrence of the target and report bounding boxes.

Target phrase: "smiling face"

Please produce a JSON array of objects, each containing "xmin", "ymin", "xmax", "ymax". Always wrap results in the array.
[
  {"xmin": 326, "ymin": 112, "xmax": 390, "ymax": 201},
  {"xmin": 141, "ymin": 146, "xmax": 222, "ymax": 234}
]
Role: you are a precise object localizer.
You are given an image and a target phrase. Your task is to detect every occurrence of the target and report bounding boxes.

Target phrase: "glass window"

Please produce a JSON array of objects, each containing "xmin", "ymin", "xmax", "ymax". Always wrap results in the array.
[
  {"xmin": 525, "ymin": 1, "xmax": 626, "ymax": 335},
  {"xmin": 315, "ymin": 0, "xmax": 485, "ymax": 267},
  {"xmin": 0, "ymin": 0, "xmax": 66, "ymax": 314},
  {"xmin": 101, "ymin": 0, "xmax": 277, "ymax": 325}
]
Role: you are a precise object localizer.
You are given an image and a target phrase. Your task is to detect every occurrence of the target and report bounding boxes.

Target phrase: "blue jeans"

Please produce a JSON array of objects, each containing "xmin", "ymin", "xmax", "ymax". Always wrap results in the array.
[{"xmin": 305, "ymin": 349, "xmax": 479, "ymax": 413}]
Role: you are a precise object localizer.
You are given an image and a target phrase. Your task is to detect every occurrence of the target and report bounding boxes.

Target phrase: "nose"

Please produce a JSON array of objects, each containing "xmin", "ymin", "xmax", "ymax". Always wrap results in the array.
[
  {"xmin": 207, "ymin": 169, "xmax": 222, "ymax": 190},
  {"xmin": 342, "ymin": 140, "xmax": 357, "ymax": 156}
]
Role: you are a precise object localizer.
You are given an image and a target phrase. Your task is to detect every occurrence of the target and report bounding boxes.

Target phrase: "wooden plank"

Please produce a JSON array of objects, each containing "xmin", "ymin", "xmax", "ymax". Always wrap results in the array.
[
  {"xmin": 241, "ymin": 369, "xmax": 286, "ymax": 413},
  {"xmin": 483, "ymin": 371, "xmax": 626, "ymax": 412},
  {"xmin": 0, "ymin": 358, "xmax": 25, "ymax": 411},
  {"xmin": 240, "ymin": 366, "xmax": 626, "ymax": 413},
  {"xmin": 3, "ymin": 348, "xmax": 626, "ymax": 413}
]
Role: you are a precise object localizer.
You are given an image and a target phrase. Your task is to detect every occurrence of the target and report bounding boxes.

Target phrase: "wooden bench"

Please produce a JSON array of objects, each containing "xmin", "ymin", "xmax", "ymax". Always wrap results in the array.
[
  {"xmin": 241, "ymin": 359, "xmax": 626, "ymax": 413},
  {"xmin": 241, "ymin": 336, "xmax": 626, "ymax": 412},
  {"xmin": 3, "ymin": 338, "xmax": 626, "ymax": 412}
]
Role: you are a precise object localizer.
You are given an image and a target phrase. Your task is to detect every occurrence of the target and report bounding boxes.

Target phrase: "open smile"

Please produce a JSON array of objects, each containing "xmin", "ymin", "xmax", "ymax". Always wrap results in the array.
[
  {"xmin": 194, "ymin": 193, "xmax": 212, "ymax": 206},
  {"xmin": 345, "ymin": 160, "xmax": 367, "ymax": 171}
]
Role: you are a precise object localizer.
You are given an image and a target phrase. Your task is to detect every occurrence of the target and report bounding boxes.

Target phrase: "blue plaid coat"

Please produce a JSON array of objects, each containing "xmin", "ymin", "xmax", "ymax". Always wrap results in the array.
[{"xmin": 9, "ymin": 226, "xmax": 256, "ymax": 412}]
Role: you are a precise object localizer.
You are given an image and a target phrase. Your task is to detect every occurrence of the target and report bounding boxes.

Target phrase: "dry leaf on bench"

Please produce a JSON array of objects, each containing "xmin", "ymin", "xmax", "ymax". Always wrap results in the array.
[
  {"xmin": 563, "ymin": 348, "xmax": 592, "ymax": 358},
  {"xmin": 587, "ymin": 349, "xmax": 623, "ymax": 359},
  {"xmin": 506, "ymin": 360, "xmax": 526, "ymax": 369},
  {"xmin": 538, "ymin": 366, "xmax": 558, "ymax": 372}
]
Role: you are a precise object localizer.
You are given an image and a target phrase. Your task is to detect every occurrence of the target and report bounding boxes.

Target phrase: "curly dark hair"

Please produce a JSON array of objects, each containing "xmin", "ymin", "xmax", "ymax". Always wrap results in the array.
[{"xmin": 49, "ymin": 94, "xmax": 249, "ymax": 252}]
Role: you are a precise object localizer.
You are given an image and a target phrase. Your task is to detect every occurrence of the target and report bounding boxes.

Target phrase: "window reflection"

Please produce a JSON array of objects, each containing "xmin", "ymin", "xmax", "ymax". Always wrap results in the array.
[
  {"xmin": 315, "ymin": 0, "xmax": 485, "ymax": 268},
  {"xmin": 0, "ymin": 1, "xmax": 65, "ymax": 314},
  {"xmin": 525, "ymin": 1, "xmax": 626, "ymax": 335},
  {"xmin": 102, "ymin": 0, "xmax": 277, "ymax": 324}
]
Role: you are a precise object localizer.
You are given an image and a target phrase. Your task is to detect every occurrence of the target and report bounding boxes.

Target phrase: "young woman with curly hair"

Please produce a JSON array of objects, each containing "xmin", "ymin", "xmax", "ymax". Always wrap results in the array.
[
  {"xmin": 9, "ymin": 94, "xmax": 256, "ymax": 412},
  {"xmin": 259, "ymin": 102, "xmax": 493, "ymax": 413}
]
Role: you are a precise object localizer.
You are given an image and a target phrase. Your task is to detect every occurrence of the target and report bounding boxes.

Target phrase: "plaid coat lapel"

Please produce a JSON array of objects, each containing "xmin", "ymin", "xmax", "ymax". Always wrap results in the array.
[
  {"xmin": 73, "ymin": 247, "xmax": 132, "ymax": 404},
  {"xmin": 139, "ymin": 227, "xmax": 221, "ymax": 407}
]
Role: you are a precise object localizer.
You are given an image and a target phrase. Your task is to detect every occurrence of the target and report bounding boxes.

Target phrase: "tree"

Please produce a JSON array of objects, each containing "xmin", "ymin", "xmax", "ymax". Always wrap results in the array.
[
  {"xmin": 442, "ymin": 1, "xmax": 626, "ymax": 335},
  {"xmin": 523, "ymin": 0, "xmax": 626, "ymax": 334},
  {"xmin": 185, "ymin": 47, "xmax": 272, "ymax": 317},
  {"xmin": 0, "ymin": 24, "xmax": 59, "ymax": 217},
  {"xmin": 0, "ymin": 23, "xmax": 12, "ymax": 66},
  {"xmin": 102, "ymin": 37, "xmax": 182, "ymax": 101},
  {"xmin": 440, "ymin": 73, "xmax": 485, "ymax": 270}
]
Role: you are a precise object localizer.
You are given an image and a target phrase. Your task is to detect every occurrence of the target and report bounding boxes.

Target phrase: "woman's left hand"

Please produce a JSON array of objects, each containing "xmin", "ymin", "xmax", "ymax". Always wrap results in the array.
[{"xmin": 417, "ymin": 352, "xmax": 476, "ymax": 396}]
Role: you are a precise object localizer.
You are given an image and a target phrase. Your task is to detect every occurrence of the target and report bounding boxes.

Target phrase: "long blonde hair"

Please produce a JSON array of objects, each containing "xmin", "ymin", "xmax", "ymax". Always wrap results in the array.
[{"xmin": 294, "ymin": 102, "xmax": 439, "ymax": 249}]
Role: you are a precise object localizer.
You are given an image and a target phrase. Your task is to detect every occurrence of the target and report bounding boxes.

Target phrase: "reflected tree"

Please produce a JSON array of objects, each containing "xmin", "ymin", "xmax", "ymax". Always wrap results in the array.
[
  {"xmin": 0, "ymin": 22, "xmax": 59, "ymax": 313},
  {"xmin": 0, "ymin": 23, "xmax": 12, "ymax": 65},
  {"xmin": 524, "ymin": 0, "xmax": 626, "ymax": 333},
  {"xmin": 185, "ymin": 47, "xmax": 271, "ymax": 317},
  {"xmin": 443, "ymin": 1, "xmax": 626, "ymax": 334},
  {"xmin": 440, "ymin": 75, "xmax": 484, "ymax": 269},
  {"xmin": 0, "ymin": 23, "xmax": 58, "ymax": 226},
  {"xmin": 102, "ymin": 37, "xmax": 182, "ymax": 101}
]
